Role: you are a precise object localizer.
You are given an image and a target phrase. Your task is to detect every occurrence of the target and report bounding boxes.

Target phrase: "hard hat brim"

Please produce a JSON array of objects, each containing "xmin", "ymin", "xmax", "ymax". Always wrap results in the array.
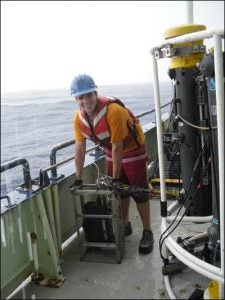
[{"xmin": 71, "ymin": 87, "xmax": 97, "ymax": 98}]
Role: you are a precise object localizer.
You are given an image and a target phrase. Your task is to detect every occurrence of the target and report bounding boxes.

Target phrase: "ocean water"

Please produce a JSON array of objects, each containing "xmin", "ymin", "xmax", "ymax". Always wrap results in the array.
[{"xmin": 1, "ymin": 82, "xmax": 173, "ymax": 195}]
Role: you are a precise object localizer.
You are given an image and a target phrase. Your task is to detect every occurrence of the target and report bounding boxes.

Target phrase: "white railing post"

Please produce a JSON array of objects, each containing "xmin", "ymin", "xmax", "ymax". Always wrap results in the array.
[{"xmin": 213, "ymin": 32, "xmax": 224, "ymax": 299}]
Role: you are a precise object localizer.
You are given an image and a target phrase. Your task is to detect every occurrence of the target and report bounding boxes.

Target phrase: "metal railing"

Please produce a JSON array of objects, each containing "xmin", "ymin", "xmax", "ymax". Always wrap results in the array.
[
  {"xmin": 0, "ymin": 195, "xmax": 14, "ymax": 208},
  {"xmin": 0, "ymin": 158, "xmax": 32, "ymax": 191}
]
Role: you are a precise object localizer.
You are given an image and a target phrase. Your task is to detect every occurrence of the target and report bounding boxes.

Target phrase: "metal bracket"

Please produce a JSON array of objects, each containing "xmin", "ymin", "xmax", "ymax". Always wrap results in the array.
[{"xmin": 154, "ymin": 44, "xmax": 206, "ymax": 59}]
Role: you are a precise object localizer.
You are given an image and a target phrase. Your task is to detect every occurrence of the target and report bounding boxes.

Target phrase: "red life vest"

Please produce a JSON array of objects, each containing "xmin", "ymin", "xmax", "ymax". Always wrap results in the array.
[{"xmin": 78, "ymin": 96, "xmax": 140, "ymax": 151}]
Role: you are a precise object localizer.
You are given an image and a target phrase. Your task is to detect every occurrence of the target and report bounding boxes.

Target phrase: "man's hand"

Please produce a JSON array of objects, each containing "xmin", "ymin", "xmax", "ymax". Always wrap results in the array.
[
  {"xmin": 112, "ymin": 178, "xmax": 122, "ymax": 188},
  {"xmin": 111, "ymin": 178, "xmax": 127, "ymax": 196}
]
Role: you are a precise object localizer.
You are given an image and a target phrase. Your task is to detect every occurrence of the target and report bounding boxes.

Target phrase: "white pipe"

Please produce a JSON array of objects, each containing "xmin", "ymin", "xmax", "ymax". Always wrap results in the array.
[
  {"xmin": 166, "ymin": 215, "xmax": 212, "ymax": 222},
  {"xmin": 167, "ymin": 200, "xmax": 180, "ymax": 215},
  {"xmin": 162, "ymin": 219, "xmax": 224, "ymax": 282},
  {"xmin": 164, "ymin": 275, "xmax": 176, "ymax": 299},
  {"xmin": 185, "ymin": 1, "xmax": 193, "ymax": 23},
  {"xmin": 166, "ymin": 200, "xmax": 213, "ymax": 222},
  {"xmin": 213, "ymin": 33, "xmax": 225, "ymax": 299},
  {"xmin": 151, "ymin": 52, "xmax": 167, "ymax": 204},
  {"xmin": 153, "ymin": 28, "xmax": 224, "ymax": 51},
  {"xmin": 188, "ymin": 232, "xmax": 208, "ymax": 241},
  {"xmin": 167, "ymin": 201, "xmax": 212, "ymax": 221},
  {"xmin": 165, "ymin": 238, "xmax": 223, "ymax": 282},
  {"xmin": 151, "ymin": 47, "xmax": 171, "ymax": 269}
]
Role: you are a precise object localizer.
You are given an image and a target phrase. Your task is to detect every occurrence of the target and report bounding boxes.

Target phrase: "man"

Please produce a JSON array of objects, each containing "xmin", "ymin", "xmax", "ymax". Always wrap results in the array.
[{"xmin": 71, "ymin": 74, "xmax": 154, "ymax": 254}]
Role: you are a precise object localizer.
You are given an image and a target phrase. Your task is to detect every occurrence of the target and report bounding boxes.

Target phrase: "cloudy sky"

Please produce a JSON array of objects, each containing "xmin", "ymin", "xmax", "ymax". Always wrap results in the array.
[{"xmin": 1, "ymin": 1, "xmax": 224, "ymax": 93}]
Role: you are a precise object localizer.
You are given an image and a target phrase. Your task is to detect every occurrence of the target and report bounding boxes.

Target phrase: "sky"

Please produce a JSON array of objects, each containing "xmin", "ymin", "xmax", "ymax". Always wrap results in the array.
[{"xmin": 1, "ymin": 1, "xmax": 224, "ymax": 93}]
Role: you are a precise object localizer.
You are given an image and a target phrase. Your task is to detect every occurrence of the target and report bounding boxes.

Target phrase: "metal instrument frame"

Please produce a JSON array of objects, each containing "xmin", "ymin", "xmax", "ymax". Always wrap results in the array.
[{"xmin": 70, "ymin": 184, "xmax": 125, "ymax": 264}]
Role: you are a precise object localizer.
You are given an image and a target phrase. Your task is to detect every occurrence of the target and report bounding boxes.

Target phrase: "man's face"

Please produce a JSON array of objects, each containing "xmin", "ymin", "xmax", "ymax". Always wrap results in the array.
[{"xmin": 76, "ymin": 92, "xmax": 98, "ymax": 115}]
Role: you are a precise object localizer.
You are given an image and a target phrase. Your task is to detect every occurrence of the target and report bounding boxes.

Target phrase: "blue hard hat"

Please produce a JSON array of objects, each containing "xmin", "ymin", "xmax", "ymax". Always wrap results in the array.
[{"xmin": 70, "ymin": 74, "xmax": 97, "ymax": 97}]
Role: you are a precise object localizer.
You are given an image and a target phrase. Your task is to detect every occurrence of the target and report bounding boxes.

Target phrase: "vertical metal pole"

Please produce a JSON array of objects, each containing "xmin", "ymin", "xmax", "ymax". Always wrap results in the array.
[
  {"xmin": 213, "ymin": 33, "xmax": 224, "ymax": 299},
  {"xmin": 151, "ymin": 52, "xmax": 168, "ymax": 261},
  {"xmin": 151, "ymin": 51, "xmax": 175, "ymax": 297},
  {"xmin": 186, "ymin": 1, "xmax": 193, "ymax": 23},
  {"xmin": 151, "ymin": 53, "xmax": 167, "ymax": 204}
]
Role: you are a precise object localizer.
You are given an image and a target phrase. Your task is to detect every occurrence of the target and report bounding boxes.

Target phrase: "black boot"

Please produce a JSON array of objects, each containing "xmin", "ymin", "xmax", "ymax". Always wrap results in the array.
[{"xmin": 139, "ymin": 230, "xmax": 154, "ymax": 254}]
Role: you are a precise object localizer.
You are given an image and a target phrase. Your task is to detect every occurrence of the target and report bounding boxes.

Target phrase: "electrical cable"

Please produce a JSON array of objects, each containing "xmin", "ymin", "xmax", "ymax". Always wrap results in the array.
[
  {"xmin": 159, "ymin": 166, "xmax": 196, "ymax": 260},
  {"xmin": 164, "ymin": 81, "xmax": 176, "ymax": 134},
  {"xmin": 159, "ymin": 155, "xmax": 211, "ymax": 261},
  {"xmin": 91, "ymin": 162, "xmax": 100, "ymax": 180},
  {"xmin": 159, "ymin": 141, "xmax": 210, "ymax": 260},
  {"xmin": 175, "ymin": 114, "xmax": 217, "ymax": 130},
  {"xmin": 158, "ymin": 138, "xmax": 205, "ymax": 260}
]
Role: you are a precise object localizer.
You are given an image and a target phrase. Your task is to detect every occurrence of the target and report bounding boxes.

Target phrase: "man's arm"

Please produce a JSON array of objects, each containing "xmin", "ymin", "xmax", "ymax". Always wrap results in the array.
[
  {"xmin": 75, "ymin": 140, "xmax": 86, "ymax": 179},
  {"xmin": 111, "ymin": 140, "xmax": 123, "ymax": 179}
]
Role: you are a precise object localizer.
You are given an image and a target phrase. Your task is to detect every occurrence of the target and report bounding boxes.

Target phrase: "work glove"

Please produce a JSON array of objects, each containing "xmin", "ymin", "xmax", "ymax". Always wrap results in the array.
[
  {"xmin": 111, "ymin": 178, "xmax": 127, "ymax": 196},
  {"xmin": 112, "ymin": 178, "xmax": 122, "ymax": 187},
  {"xmin": 70, "ymin": 179, "xmax": 83, "ymax": 190}
]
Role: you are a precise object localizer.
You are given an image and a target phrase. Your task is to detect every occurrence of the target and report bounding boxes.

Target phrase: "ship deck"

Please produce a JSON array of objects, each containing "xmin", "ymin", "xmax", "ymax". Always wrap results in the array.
[{"xmin": 11, "ymin": 196, "xmax": 210, "ymax": 300}]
